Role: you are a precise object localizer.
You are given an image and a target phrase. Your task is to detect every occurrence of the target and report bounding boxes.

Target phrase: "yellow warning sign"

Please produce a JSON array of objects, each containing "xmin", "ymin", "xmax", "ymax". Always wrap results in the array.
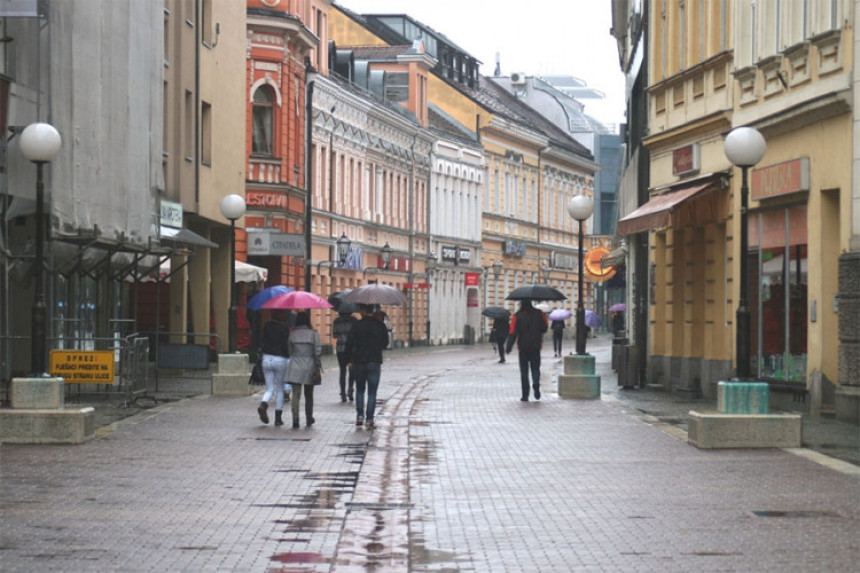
[{"xmin": 50, "ymin": 350, "xmax": 115, "ymax": 384}]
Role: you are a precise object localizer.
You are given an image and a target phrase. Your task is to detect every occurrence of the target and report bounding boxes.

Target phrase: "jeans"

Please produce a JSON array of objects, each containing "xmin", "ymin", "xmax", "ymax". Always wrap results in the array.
[
  {"xmin": 290, "ymin": 383, "xmax": 314, "ymax": 424},
  {"xmin": 353, "ymin": 362, "xmax": 381, "ymax": 421},
  {"xmin": 518, "ymin": 349, "xmax": 541, "ymax": 399},
  {"xmin": 262, "ymin": 354, "xmax": 289, "ymax": 410},
  {"xmin": 337, "ymin": 352, "xmax": 355, "ymax": 397}
]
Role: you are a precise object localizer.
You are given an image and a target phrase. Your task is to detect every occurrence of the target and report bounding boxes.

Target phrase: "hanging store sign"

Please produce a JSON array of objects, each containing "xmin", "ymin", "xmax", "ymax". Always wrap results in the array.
[
  {"xmin": 584, "ymin": 246, "xmax": 617, "ymax": 282},
  {"xmin": 247, "ymin": 231, "xmax": 305, "ymax": 256},
  {"xmin": 160, "ymin": 199, "xmax": 183, "ymax": 228},
  {"xmin": 672, "ymin": 143, "xmax": 700, "ymax": 176},
  {"xmin": 50, "ymin": 350, "xmax": 115, "ymax": 384},
  {"xmin": 751, "ymin": 158, "xmax": 810, "ymax": 201},
  {"xmin": 464, "ymin": 272, "xmax": 479, "ymax": 286}
]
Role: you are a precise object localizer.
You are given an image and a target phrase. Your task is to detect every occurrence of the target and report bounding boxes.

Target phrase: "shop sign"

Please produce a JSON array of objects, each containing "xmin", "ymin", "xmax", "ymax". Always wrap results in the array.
[
  {"xmin": 246, "ymin": 190, "xmax": 289, "ymax": 209},
  {"xmin": 672, "ymin": 143, "xmax": 700, "ymax": 176},
  {"xmin": 504, "ymin": 240, "xmax": 526, "ymax": 257},
  {"xmin": 160, "ymin": 199, "xmax": 183, "ymax": 228},
  {"xmin": 377, "ymin": 255, "xmax": 411, "ymax": 272},
  {"xmin": 464, "ymin": 272, "xmax": 479, "ymax": 286},
  {"xmin": 751, "ymin": 158, "xmax": 809, "ymax": 201},
  {"xmin": 441, "ymin": 246, "xmax": 459, "ymax": 263},
  {"xmin": 247, "ymin": 231, "xmax": 305, "ymax": 256},
  {"xmin": 50, "ymin": 350, "xmax": 115, "ymax": 384},
  {"xmin": 404, "ymin": 282, "xmax": 430, "ymax": 289},
  {"xmin": 551, "ymin": 250, "xmax": 577, "ymax": 270}
]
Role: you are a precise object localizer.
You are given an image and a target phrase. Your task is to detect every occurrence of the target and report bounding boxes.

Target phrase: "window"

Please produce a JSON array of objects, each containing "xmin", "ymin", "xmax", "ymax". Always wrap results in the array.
[
  {"xmin": 185, "ymin": 90, "xmax": 193, "ymax": 160},
  {"xmin": 201, "ymin": 101, "xmax": 212, "ymax": 165},
  {"xmin": 252, "ymin": 86, "xmax": 274, "ymax": 156},
  {"xmin": 201, "ymin": 0, "xmax": 213, "ymax": 45}
]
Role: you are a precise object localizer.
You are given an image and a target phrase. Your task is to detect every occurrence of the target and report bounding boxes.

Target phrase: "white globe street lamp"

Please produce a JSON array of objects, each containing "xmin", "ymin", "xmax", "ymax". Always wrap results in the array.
[
  {"xmin": 567, "ymin": 194, "xmax": 594, "ymax": 355},
  {"xmin": 220, "ymin": 194, "xmax": 246, "ymax": 353},
  {"xmin": 20, "ymin": 123, "xmax": 62, "ymax": 375},
  {"xmin": 724, "ymin": 126, "xmax": 766, "ymax": 379}
]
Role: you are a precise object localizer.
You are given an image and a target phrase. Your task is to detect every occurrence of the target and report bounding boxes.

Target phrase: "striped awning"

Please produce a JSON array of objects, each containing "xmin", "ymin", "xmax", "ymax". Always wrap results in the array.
[{"xmin": 617, "ymin": 182, "xmax": 714, "ymax": 236}]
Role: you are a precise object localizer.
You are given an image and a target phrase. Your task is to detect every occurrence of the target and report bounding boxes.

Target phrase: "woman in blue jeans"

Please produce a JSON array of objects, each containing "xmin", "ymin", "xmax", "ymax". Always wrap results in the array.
[
  {"xmin": 258, "ymin": 310, "xmax": 290, "ymax": 426},
  {"xmin": 343, "ymin": 304, "xmax": 389, "ymax": 429}
]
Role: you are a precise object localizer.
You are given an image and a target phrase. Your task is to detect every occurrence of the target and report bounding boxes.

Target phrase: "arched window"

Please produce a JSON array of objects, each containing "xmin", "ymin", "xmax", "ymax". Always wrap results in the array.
[{"xmin": 252, "ymin": 86, "xmax": 275, "ymax": 155}]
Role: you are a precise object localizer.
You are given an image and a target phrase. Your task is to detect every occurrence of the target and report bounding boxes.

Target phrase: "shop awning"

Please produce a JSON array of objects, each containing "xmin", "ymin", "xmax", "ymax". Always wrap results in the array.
[
  {"xmin": 617, "ymin": 181, "xmax": 714, "ymax": 236},
  {"xmin": 131, "ymin": 259, "xmax": 268, "ymax": 283},
  {"xmin": 159, "ymin": 226, "xmax": 218, "ymax": 249}
]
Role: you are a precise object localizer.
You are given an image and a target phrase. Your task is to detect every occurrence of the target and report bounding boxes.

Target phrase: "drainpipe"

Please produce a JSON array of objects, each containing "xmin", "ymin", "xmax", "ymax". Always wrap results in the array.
[{"xmin": 304, "ymin": 61, "xmax": 315, "ymax": 292}]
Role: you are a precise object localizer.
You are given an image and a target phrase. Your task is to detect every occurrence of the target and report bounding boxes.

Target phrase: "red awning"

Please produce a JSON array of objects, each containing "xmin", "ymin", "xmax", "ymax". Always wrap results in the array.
[{"xmin": 617, "ymin": 182, "xmax": 714, "ymax": 235}]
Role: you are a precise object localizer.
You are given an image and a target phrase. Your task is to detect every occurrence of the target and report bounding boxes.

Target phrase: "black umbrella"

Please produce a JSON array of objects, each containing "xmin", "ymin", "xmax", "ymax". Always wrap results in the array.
[
  {"xmin": 505, "ymin": 284, "xmax": 567, "ymax": 301},
  {"xmin": 328, "ymin": 290, "xmax": 351, "ymax": 310},
  {"xmin": 335, "ymin": 301, "xmax": 359, "ymax": 314},
  {"xmin": 482, "ymin": 306, "xmax": 510, "ymax": 319}
]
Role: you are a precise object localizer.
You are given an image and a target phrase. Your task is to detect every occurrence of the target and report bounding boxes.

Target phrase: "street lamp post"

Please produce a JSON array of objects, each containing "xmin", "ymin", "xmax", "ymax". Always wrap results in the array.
[
  {"xmin": 19, "ymin": 123, "xmax": 62, "ymax": 375},
  {"xmin": 219, "ymin": 194, "xmax": 246, "ymax": 354},
  {"xmin": 381, "ymin": 242, "xmax": 392, "ymax": 269},
  {"xmin": 724, "ymin": 126, "xmax": 767, "ymax": 379},
  {"xmin": 425, "ymin": 251, "xmax": 437, "ymax": 342},
  {"xmin": 335, "ymin": 232, "xmax": 351, "ymax": 266},
  {"xmin": 567, "ymin": 194, "xmax": 594, "ymax": 356}
]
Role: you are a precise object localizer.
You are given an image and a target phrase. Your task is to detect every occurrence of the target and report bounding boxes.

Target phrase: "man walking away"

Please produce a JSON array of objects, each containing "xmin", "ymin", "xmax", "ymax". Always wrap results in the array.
[
  {"xmin": 333, "ymin": 310, "xmax": 358, "ymax": 402},
  {"xmin": 344, "ymin": 304, "xmax": 389, "ymax": 429},
  {"xmin": 492, "ymin": 315, "xmax": 509, "ymax": 363},
  {"xmin": 506, "ymin": 300, "xmax": 548, "ymax": 401}
]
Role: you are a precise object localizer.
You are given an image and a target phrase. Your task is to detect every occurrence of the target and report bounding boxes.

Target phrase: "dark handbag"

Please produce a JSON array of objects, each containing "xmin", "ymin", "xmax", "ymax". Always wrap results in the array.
[
  {"xmin": 311, "ymin": 366, "xmax": 322, "ymax": 385},
  {"xmin": 249, "ymin": 362, "xmax": 265, "ymax": 385}
]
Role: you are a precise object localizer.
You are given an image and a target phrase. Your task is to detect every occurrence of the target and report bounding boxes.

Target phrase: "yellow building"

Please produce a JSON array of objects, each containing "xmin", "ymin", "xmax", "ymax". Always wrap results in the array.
[{"xmin": 624, "ymin": 1, "xmax": 853, "ymax": 415}]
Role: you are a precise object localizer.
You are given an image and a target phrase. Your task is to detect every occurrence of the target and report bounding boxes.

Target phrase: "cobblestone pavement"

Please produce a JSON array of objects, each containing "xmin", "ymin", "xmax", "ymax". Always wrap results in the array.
[{"xmin": 2, "ymin": 336, "xmax": 858, "ymax": 572}]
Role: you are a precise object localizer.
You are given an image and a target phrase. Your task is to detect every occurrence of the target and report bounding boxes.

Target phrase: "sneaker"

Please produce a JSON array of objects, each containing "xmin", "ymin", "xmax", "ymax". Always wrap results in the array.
[
  {"xmin": 366, "ymin": 419, "xmax": 375, "ymax": 430},
  {"xmin": 356, "ymin": 417, "xmax": 364, "ymax": 427}
]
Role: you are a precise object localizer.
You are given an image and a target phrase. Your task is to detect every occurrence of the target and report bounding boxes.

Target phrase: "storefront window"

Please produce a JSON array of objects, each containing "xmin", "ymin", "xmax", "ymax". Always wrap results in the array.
[{"xmin": 748, "ymin": 205, "xmax": 807, "ymax": 382}]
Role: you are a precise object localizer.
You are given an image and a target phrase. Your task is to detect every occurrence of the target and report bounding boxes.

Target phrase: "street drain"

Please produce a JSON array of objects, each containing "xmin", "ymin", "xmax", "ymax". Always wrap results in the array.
[{"xmin": 752, "ymin": 510, "xmax": 842, "ymax": 518}]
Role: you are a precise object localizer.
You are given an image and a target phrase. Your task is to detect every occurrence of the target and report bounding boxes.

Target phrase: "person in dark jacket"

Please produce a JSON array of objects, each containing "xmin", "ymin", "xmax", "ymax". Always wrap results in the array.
[
  {"xmin": 506, "ymin": 300, "xmax": 549, "ymax": 401},
  {"xmin": 550, "ymin": 317, "xmax": 565, "ymax": 357},
  {"xmin": 332, "ymin": 310, "xmax": 358, "ymax": 402},
  {"xmin": 343, "ymin": 303, "xmax": 389, "ymax": 429},
  {"xmin": 491, "ymin": 316, "xmax": 510, "ymax": 363},
  {"xmin": 257, "ymin": 310, "xmax": 290, "ymax": 426}
]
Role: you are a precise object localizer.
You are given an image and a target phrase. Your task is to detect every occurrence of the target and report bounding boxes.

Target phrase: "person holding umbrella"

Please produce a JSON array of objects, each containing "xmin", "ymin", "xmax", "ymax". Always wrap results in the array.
[
  {"xmin": 491, "ymin": 315, "xmax": 509, "ymax": 363},
  {"xmin": 332, "ymin": 306, "xmax": 358, "ymax": 402},
  {"xmin": 285, "ymin": 311, "xmax": 322, "ymax": 428},
  {"xmin": 505, "ymin": 299, "xmax": 549, "ymax": 401},
  {"xmin": 257, "ymin": 309, "xmax": 290, "ymax": 426},
  {"xmin": 550, "ymin": 314, "xmax": 565, "ymax": 357},
  {"xmin": 343, "ymin": 303, "xmax": 389, "ymax": 429}
]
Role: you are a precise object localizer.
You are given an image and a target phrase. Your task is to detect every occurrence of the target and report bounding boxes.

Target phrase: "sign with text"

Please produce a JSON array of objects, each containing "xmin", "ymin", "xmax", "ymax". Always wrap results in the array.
[
  {"xmin": 464, "ymin": 272, "xmax": 479, "ymax": 286},
  {"xmin": 247, "ymin": 232, "xmax": 305, "ymax": 256},
  {"xmin": 50, "ymin": 350, "xmax": 115, "ymax": 384},
  {"xmin": 672, "ymin": 143, "xmax": 700, "ymax": 176},
  {"xmin": 751, "ymin": 157, "xmax": 810, "ymax": 201}
]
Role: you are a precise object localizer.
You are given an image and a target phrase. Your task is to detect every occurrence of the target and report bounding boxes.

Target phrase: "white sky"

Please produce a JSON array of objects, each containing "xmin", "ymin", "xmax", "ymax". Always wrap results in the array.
[{"xmin": 338, "ymin": 0, "xmax": 626, "ymax": 129}]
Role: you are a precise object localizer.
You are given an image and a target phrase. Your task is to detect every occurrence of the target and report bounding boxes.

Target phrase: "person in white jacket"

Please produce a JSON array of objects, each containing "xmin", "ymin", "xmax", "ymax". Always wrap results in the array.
[{"xmin": 285, "ymin": 312, "xmax": 322, "ymax": 428}]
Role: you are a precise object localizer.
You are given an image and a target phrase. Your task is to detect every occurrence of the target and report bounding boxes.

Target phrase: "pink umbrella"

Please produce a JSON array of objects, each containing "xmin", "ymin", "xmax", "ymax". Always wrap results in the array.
[{"xmin": 261, "ymin": 290, "xmax": 333, "ymax": 310}]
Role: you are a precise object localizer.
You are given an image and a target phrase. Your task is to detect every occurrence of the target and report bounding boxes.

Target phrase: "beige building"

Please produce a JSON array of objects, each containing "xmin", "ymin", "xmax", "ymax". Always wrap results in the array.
[
  {"xmin": 162, "ymin": 0, "xmax": 247, "ymax": 353},
  {"xmin": 620, "ymin": 1, "xmax": 855, "ymax": 419}
]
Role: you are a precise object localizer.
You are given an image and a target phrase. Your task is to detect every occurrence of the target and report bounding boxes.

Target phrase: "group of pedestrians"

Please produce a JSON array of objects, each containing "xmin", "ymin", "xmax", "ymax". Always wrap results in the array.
[{"xmin": 256, "ymin": 303, "xmax": 389, "ymax": 430}]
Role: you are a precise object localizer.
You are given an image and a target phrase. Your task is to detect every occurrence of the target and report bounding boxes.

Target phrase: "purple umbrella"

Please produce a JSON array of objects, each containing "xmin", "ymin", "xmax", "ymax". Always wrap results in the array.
[
  {"xmin": 584, "ymin": 309, "xmax": 602, "ymax": 328},
  {"xmin": 548, "ymin": 308, "xmax": 572, "ymax": 321},
  {"xmin": 609, "ymin": 303, "xmax": 626, "ymax": 312}
]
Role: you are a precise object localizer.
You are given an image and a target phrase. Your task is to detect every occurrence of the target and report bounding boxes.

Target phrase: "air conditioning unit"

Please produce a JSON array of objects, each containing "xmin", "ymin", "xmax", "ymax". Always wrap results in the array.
[{"xmin": 510, "ymin": 72, "xmax": 526, "ymax": 86}]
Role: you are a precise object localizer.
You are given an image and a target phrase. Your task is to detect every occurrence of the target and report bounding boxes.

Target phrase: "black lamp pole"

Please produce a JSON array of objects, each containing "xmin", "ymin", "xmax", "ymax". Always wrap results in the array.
[
  {"xmin": 575, "ymin": 218, "xmax": 587, "ymax": 355},
  {"xmin": 31, "ymin": 161, "xmax": 48, "ymax": 374},
  {"xmin": 228, "ymin": 218, "xmax": 237, "ymax": 353},
  {"xmin": 736, "ymin": 164, "xmax": 751, "ymax": 379}
]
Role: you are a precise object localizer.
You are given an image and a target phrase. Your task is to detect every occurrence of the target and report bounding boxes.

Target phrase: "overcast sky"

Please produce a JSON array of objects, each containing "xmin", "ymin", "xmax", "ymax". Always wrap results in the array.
[{"xmin": 338, "ymin": 0, "xmax": 626, "ymax": 129}]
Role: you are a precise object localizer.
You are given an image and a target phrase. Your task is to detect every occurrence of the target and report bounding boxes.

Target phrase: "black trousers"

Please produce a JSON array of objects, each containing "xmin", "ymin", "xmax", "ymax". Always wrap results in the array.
[
  {"xmin": 518, "ymin": 349, "xmax": 541, "ymax": 399},
  {"xmin": 552, "ymin": 330, "xmax": 563, "ymax": 354},
  {"xmin": 496, "ymin": 339, "xmax": 506, "ymax": 361},
  {"xmin": 336, "ymin": 352, "xmax": 355, "ymax": 397}
]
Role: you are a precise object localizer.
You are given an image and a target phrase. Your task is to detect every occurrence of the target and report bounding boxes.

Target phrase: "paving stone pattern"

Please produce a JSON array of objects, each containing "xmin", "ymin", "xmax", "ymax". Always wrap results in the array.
[{"xmin": 1, "ymin": 337, "xmax": 858, "ymax": 572}]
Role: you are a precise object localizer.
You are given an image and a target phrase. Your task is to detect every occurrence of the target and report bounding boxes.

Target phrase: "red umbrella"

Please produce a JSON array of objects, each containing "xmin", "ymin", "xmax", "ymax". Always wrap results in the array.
[{"xmin": 261, "ymin": 290, "xmax": 333, "ymax": 310}]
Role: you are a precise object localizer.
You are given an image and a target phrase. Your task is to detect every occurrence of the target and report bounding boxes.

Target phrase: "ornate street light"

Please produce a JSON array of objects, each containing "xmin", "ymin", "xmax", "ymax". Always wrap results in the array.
[
  {"xmin": 541, "ymin": 262, "xmax": 551, "ymax": 283},
  {"xmin": 567, "ymin": 194, "xmax": 594, "ymax": 355},
  {"xmin": 425, "ymin": 251, "xmax": 438, "ymax": 275},
  {"xmin": 219, "ymin": 194, "xmax": 246, "ymax": 353},
  {"xmin": 492, "ymin": 259, "xmax": 503, "ymax": 279},
  {"xmin": 724, "ymin": 126, "xmax": 767, "ymax": 379},
  {"xmin": 381, "ymin": 242, "xmax": 392, "ymax": 269},
  {"xmin": 19, "ymin": 123, "xmax": 62, "ymax": 375},
  {"xmin": 335, "ymin": 232, "xmax": 351, "ymax": 266}
]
